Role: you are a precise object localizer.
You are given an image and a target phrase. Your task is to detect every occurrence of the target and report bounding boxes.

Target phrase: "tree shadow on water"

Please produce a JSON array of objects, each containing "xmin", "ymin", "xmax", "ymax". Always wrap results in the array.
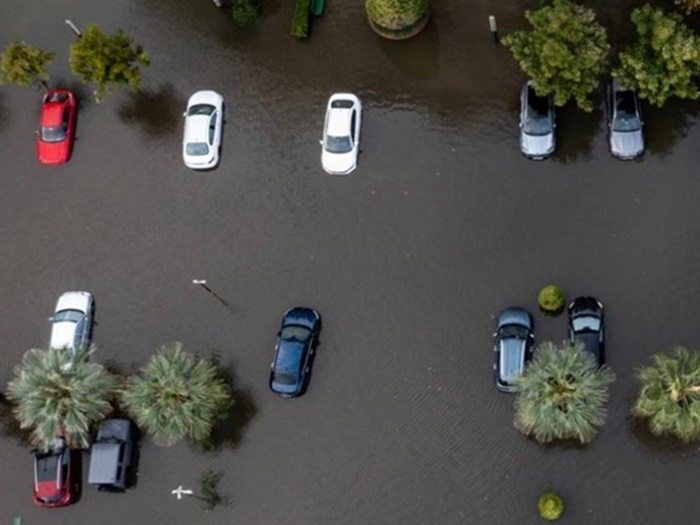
[
  {"xmin": 643, "ymin": 98, "xmax": 700, "ymax": 158},
  {"xmin": 552, "ymin": 100, "xmax": 603, "ymax": 164},
  {"xmin": 626, "ymin": 415, "xmax": 698, "ymax": 459},
  {"xmin": 117, "ymin": 83, "xmax": 186, "ymax": 139},
  {"xmin": 0, "ymin": 395, "xmax": 33, "ymax": 446},
  {"xmin": 192, "ymin": 355, "xmax": 258, "ymax": 454}
]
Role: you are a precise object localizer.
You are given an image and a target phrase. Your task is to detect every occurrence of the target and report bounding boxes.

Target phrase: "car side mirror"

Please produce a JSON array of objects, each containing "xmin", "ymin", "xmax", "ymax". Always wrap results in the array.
[
  {"xmin": 182, "ymin": 112, "xmax": 187, "ymax": 117},
  {"xmin": 319, "ymin": 139, "xmax": 324, "ymax": 145},
  {"xmin": 48, "ymin": 316, "xmax": 54, "ymax": 321}
]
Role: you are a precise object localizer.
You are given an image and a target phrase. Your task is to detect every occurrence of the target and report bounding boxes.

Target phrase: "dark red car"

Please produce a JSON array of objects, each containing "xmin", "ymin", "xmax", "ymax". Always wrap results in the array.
[
  {"xmin": 37, "ymin": 90, "xmax": 77, "ymax": 164},
  {"xmin": 33, "ymin": 437, "xmax": 77, "ymax": 507}
]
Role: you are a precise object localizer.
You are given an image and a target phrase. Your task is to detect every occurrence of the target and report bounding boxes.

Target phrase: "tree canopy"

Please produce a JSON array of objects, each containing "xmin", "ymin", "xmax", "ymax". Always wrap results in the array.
[
  {"xmin": 633, "ymin": 346, "xmax": 700, "ymax": 442},
  {"xmin": 502, "ymin": 0, "xmax": 610, "ymax": 111},
  {"xmin": 0, "ymin": 41, "xmax": 54, "ymax": 87},
  {"xmin": 69, "ymin": 24, "xmax": 150, "ymax": 102},
  {"xmin": 613, "ymin": 6, "xmax": 700, "ymax": 108},
  {"xmin": 6, "ymin": 347, "xmax": 119, "ymax": 450},
  {"xmin": 514, "ymin": 340, "xmax": 615, "ymax": 443},
  {"xmin": 121, "ymin": 342, "xmax": 231, "ymax": 447}
]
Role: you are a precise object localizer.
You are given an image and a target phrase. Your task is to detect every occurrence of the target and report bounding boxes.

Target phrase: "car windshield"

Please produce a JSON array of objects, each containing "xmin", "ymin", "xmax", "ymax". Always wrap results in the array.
[
  {"xmin": 41, "ymin": 126, "xmax": 67, "ymax": 143},
  {"xmin": 273, "ymin": 371, "xmax": 298, "ymax": 385},
  {"xmin": 280, "ymin": 325, "xmax": 311, "ymax": 343},
  {"xmin": 499, "ymin": 324, "xmax": 529, "ymax": 339},
  {"xmin": 572, "ymin": 315, "xmax": 601, "ymax": 332},
  {"xmin": 187, "ymin": 104, "xmax": 215, "ymax": 116},
  {"xmin": 53, "ymin": 309, "xmax": 83, "ymax": 323},
  {"xmin": 186, "ymin": 142, "xmax": 209, "ymax": 156},
  {"xmin": 325, "ymin": 135, "xmax": 352, "ymax": 154},
  {"xmin": 523, "ymin": 115, "xmax": 552, "ymax": 136},
  {"xmin": 613, "ymin": 93, "xmax": 641, "ymax": 132}
]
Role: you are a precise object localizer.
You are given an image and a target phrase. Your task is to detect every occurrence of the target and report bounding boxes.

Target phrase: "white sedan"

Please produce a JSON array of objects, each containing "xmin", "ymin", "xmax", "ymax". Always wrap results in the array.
[
  {"xmin": 49, "ymin": 291, "xmax": 94, "ymax": 359},
  {"xmin": 182, "ymin": 90, "xmax": 224, "ymax": 169},
  {"xmin": 320, "ymin": 93, "xmax": 362, "ymax": 175}
]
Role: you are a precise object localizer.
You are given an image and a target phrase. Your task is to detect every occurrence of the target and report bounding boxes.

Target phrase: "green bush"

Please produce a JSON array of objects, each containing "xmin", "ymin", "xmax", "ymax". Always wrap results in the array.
[
  {"xmin": 538, "ymin": 492, "xmax": 565, "ymax": 520},
  {"xmin": 290, "ymin": 0, "xmax": 311, "ymax": 39},
  {"xmin": 538, "ymin": 285, "xmax": 565, "ymax": 315},
  {"xmin": 230, "ymin": 0, "xmax": 259, "ymax": 28}
]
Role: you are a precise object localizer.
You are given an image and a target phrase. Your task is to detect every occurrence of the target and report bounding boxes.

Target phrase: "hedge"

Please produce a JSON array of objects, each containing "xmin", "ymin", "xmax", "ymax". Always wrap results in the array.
[{"xmin": 291, "ymin": 0, "xmax": 312, "ymax": 39}]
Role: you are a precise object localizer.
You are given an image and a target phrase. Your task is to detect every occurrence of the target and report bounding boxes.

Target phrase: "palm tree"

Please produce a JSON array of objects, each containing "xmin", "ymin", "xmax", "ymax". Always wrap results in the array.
[
  {"xmin": 364, "ymin": 0, "xmax": 430, "ymax": 40},
  {"xmin": 514, "ymin": 341, "xmax": 615, "ymax": 443},
  {"xmin": 121, "ymin": 342, "xmax": 231, "ymax": 447},
  {"xmin": 633, "ymin": 346, "xmax": 700, "ymax": 442},
  {"xmin": 6, "ymin": 347, "xmax": 119, "ymax": 450}
]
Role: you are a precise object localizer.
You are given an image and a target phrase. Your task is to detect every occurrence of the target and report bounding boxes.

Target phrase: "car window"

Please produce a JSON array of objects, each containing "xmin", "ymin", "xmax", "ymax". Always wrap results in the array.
[
  {"xmin": 280, "ymin": 325, "xmax": 311, "ymax": 343},
  {"xmin": 187, "ymin": 104, "xmax": 215, "ymax": 116},
  {"xmin": 572, "ymin": 315, "xmax": 601, "ymax": 332},
  {"xmin": 208, "ymin": 113, "xmax": 217, "ymax": 144},
  {"xmin": 41, "ymin": 126, "xmax": 67, "ymax": 143},
  {"xmin": 53, "ymin": 309, "xmax": 83, "ymax": 323},
  {"xmin": 498, "ymin": 324, "xmax": 529, "ymax": 339},
  {"xmin": 73, "ymin": 318, "xmax": 85, "ymax": 348},
  {"xmin": 273, "ymin": 371, "xmax": 298, "ymax": 385},
  {"xmin": 324, "ymin": 135, "xmax": 352, "ymax": 154},
  {"xmin": 186, "ymin": 142, "xmax": 209, "ymax": 156},
  {"xmin": 613, "ymin": 92, "xmax": 641, "ymax": 132},
  {"xmin": 62, "ymin": 109, "xmax": 70, "ymax": 126},
  {"xmin": 350, "ymin": 111, "xmax": 356, "ymax": 138}
]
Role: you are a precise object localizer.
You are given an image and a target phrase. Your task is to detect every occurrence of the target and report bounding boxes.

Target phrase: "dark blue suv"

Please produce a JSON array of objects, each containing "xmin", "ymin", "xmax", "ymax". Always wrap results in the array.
[{"xmin": 269, "ymin": 307, "xmax": 321, "ymax": 397}]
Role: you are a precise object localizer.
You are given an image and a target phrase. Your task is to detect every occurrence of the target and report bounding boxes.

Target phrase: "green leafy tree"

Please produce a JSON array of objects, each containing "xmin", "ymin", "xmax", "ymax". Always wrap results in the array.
[
  {"xmin": 6, "ymin": 347, "xmax": 119, "ymax": 450},
  {"xmin": 514, "ymin": 341, "xmax": 615, "ymax": 443},
  {"xmin": 121, "ymin": 342, "xmax": 231, "ymax": 447},
  {"xmin": 69, "ymin": 24, "xmax": 150, "ymax": 103},
  {"xmin": 230, "ymin": 0, "xmax": 259, "ymax": 28},
  {"xmin": 502, "ymin": 0, "xmax": 610, "ymax": 111},
  {"xmin": 633, "ymin": 346, "xmax": 700, "ymax": 442},
  {"xmin": 364, "ymin": 0, "xmax": 430, "ymax": 39},
  {"xmin": 613, "ymin": 6, "xmax": 700, "ymax": 108},
  {"xmin": 0, "ymin": 42, "xmax": 54, "ymax": 88}
]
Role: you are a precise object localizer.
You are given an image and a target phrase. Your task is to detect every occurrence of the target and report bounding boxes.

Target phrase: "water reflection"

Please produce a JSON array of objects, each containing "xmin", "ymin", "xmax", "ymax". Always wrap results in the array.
[
  {"xmin": 554, "ymin": 102, "xmax": 603, "ymax": 164},
  {"xmin": 644, "ymin": 98, "xmax": 700, "ymax": 158}
]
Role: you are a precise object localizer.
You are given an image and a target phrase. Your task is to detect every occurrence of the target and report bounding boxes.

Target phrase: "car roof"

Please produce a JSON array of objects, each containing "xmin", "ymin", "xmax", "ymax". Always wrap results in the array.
[
  {"xmin": 327, "ymin": 106, "xmax": 353, "ymax": 137},
  {"xmin": 275, "ymin": 340, "xmax": 304, "ymax": 371},
  {"xmin": 499, "ymin": 339, "xmax": 526, "ymax": 384},
  {"xmin": 185, "ymin": 114, "xmax": 211, "ymax": 143},
  {"xmin": 41, "ymin": 103, "xmax": 64, "ymax": 127}
]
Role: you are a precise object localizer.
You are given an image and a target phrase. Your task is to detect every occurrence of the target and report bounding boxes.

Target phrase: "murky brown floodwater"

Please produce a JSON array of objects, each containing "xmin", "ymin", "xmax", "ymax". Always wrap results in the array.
[{"xmin": 1, "ymin": 0, "xmax": 700, "ymax": 523}]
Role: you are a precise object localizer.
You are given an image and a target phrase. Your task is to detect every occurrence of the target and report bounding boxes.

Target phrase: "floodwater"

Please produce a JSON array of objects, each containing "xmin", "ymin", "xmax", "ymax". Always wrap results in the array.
[{"xmin": 0, "ymin": 0, "xmax": 699, "ymax": 523}]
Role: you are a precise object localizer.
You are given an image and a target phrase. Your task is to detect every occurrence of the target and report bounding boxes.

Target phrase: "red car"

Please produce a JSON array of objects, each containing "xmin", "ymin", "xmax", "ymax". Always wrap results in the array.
[
  {"xmin": 33, "ymin": 437, "xmax": 77, "ymax": 507},
  {"xmin": 37, "ymin": 90, "xmax": 77, "ymax": 164}
]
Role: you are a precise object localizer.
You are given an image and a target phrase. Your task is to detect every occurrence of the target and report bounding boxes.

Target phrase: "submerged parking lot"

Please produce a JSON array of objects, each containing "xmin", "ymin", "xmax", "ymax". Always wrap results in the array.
[{"xmin": 1, "ymin": 0, "xmax": 700, "ymax": 523}]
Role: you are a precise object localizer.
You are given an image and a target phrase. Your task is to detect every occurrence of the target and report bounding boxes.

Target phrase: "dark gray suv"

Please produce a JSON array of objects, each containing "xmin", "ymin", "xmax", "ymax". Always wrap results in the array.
[
  {"xmin": 88, "ymin": 418, "xmax": 135, "ymax": 492},
  {"xmin": 493, "ymin": 307, "xmax": 535, "ymax": 392}
]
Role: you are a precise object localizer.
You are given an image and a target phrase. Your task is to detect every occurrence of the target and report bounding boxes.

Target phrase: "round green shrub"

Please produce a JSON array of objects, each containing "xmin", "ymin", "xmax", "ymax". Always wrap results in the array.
[
  {"xmin": 230, "ymin": 0, "xmax": 259, "ymax": 29},
  {"xmin": 538, "ymin": 492, "xmax": 565, "ymax": 520},
  {"xmin": 364, "ymin": 0, "xmax": 430, "ymax": 39},
  {"xmin": 538, "ymin": 285, "xmax": 565, "ymax": 316}
]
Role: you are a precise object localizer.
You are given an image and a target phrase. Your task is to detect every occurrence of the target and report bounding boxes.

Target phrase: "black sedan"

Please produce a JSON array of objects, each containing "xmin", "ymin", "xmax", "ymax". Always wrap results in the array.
[
  {"xmin": 568, "ymin": 297, "xmax": 605, "ymax": 366},
  {"xmin": 493, "ymin": 307, "xmax": 535, "ymax": 392},
  {"xmin": 270, "ymin": 307, "xmax": 321, "ymax": 397}
]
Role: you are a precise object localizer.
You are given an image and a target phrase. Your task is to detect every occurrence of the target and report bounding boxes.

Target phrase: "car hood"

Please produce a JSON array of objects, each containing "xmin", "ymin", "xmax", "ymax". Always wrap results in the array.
[
  {"xmin": 611, "ymin": 130, "xmax": 644, "ymax": 159},
  {"xmin": 38, "ymin": 141, "xmax": 68, "ymax": 164},
  {"xmin": 50, "ymin": 322, "xmax": 76, "ymax": 350},
  {"xmin": 322, "ymin": 150, "xmax": 356, "ymax": 175},
  {"xmin": 521, "ymin": 132, "xmax": 554, "ymax": 158}
]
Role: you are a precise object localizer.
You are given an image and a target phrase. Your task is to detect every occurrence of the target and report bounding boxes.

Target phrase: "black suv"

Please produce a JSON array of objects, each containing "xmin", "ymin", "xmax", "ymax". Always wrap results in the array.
[{"xmin": 568, "ymin": 297, "xmax": 605, "ymax": 366}]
